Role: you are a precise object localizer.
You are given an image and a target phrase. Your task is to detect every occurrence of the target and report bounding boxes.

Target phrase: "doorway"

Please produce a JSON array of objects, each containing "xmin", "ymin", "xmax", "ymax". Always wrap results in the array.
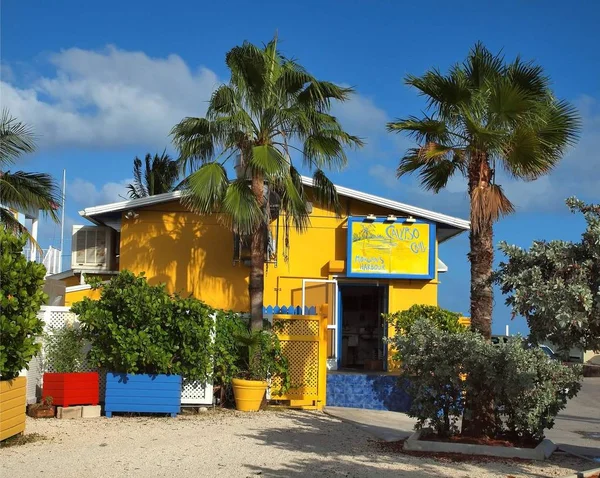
[{"xmin": 339, "ymin": 284, "xmax": 387, "ymax": 371}]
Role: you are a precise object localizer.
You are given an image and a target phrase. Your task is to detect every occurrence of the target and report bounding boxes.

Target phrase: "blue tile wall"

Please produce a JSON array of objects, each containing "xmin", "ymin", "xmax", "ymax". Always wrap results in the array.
[{"xmin": 326, "ymin": 373, "xmax": 412, "ymax": 412}]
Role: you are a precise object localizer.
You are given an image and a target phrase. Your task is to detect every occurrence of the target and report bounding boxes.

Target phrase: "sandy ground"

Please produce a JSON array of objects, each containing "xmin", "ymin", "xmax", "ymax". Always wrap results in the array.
[{"xmin": 0, "ymin": 409, "xmax": 593, "ymax": 478}]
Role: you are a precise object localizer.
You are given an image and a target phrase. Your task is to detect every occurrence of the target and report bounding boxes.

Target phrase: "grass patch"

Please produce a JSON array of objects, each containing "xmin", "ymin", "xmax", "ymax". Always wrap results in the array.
[{"xmin": 1, "ymin": 432, "xmax": 46, "ymax": 448}]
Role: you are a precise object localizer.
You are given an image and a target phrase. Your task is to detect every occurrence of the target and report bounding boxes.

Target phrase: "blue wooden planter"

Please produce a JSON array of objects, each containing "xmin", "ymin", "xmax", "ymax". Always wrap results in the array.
[{"xmin": 105, "ymin": 373, "xmax": 182, "ymax": 418}]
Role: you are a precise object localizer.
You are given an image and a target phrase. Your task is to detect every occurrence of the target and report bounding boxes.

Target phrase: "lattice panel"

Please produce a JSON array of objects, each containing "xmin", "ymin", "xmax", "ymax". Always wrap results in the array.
[
  {"xmin": 272, "ymin": 340, "xmax": 319, "ymax": 399},
  {"xmin": 274, "ymin": 319, "xmax": 319, "ymax": 337},
  {"xmin": 45, "ymin": 309, "xmax": 78, "ymax": 330},
  {"xmin": 181, "ymin": 379, "xmax": 213, "ymax": 405}
]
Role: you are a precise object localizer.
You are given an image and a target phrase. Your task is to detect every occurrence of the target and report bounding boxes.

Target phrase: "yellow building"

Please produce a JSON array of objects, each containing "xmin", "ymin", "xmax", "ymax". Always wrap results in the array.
[{"xmin": 52, "ymin": 176, "xmax": 469, "ymax": 379}]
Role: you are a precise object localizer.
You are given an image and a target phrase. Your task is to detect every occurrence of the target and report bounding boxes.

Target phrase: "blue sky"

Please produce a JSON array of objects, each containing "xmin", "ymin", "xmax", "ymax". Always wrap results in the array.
[{"xmin": 2, "ymin": 0, "xmax": 599, "ymax": 335}]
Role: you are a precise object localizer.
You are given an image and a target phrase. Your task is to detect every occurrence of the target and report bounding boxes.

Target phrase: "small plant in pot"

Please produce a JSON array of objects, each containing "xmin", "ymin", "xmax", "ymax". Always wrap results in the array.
[
  {"xmin": 42, "ymin": 325, "xmax": 99, "ymax": 407},
  {"xmin": 27, "ymin": 396, "xmax": 55, "ymax": 419},
  {"xmin": 231, "ymin": 326, "xmax": 290, "ymax": 412}
]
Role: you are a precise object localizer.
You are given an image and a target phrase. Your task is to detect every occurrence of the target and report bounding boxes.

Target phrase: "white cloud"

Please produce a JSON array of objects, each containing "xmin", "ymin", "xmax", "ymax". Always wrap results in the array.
[
  {"xmin": 69, "ymin": 178, "xmax": 132, "ymax": 207},
  {"xmin": 2, "ymin": 46, "xmax": 220, "ymax": 149}
]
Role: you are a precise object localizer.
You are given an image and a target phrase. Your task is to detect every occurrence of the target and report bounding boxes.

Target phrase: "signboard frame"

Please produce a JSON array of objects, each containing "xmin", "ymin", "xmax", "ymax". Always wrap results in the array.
[{"xmin": 346, "ymin": 216, "xmax": 436, "ymax": 280}]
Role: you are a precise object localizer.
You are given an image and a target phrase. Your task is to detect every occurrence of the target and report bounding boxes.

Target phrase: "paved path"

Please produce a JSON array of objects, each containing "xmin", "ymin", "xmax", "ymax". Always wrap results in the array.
[
  {"xmin": 546, "ymin": 377, "xmax": 600, "ymax": 460},
  {"xmin": 326, "ymin": 378, "xmax": 600, "ymax": 460}
]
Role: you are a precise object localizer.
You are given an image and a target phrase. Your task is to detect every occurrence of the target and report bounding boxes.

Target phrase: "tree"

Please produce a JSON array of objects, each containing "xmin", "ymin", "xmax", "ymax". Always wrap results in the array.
[
  {"xmin": 497, "ymin": 197, "xmax": 600, "ymax": 354},
  {"xmin": 171, "ymin": 36, "xmax": 362, "ymax": 330},
  {"xmin": 0, "ymin": 229, "xmax": 47, "ymax": 380},
  {"xmin": 127, "ymin": 151, "xmax": 180, "ymax": 199},
  {"xmin": 0, "ymin": 110, "xmax": 61, "ymax": 244},
  {"xmin": 387, "ymin": 43, "xmax": 580, "ymax": 340}
]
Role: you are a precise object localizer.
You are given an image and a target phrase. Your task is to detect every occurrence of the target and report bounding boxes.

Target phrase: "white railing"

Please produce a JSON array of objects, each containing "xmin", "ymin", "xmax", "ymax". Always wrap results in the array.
[
  {"xmin": 25, "ymin": 306, "xmax": 214, "ymax": 406},
  {"xmin": 22, "ymin": 246, "xmax": 62, "ymax": 276}
]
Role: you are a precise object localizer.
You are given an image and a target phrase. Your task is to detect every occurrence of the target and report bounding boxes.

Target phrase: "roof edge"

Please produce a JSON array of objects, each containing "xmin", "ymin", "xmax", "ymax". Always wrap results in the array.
[{"xmin": 79, "ymin": 177, "xmax": 470, "ymax": 231}]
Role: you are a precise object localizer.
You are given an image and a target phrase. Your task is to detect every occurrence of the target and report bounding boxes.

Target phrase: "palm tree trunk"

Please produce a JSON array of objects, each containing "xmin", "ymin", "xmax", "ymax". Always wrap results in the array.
[
  {"xmin": 249, "ymin": 173, "xmax": 265, "ymax": 330},
  {"xmin": 463, "ymin": 152, "xmax": 495, "ymax": 437},
  {"xmin": 468, "ymin": 155, "xmax": 493, "ymax": 340}
]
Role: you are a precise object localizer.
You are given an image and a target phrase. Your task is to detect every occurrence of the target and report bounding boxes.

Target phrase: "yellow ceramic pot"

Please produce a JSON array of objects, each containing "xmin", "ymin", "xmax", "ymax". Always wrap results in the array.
[
  {"xmin": 232, "ymin": 378, "xmax": 267, "ymax": 412},
  {"xmin": 0, "ymin": 377, "xmax": 27, "ymax": 441}
]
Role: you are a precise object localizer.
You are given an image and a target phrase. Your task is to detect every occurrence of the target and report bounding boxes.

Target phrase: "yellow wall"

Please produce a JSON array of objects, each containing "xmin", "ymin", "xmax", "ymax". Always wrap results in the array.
[
  {"xmin": 118, "ymin": 194, "xmax": 441, "ymax": 319},
  {"xmin": 65, "ymin": 287, "xmax": 102, "ymax": 306}
]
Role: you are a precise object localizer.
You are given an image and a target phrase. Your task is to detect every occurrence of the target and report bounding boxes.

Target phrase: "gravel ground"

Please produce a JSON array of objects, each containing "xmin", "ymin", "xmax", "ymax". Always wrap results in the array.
[{"xmin": 0, "ymin": 409, "xmax": 592, "ymax": 478}]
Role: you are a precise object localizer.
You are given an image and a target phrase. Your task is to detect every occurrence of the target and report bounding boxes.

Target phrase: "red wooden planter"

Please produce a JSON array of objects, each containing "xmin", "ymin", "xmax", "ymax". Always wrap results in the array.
[{"xmin": 42, "ymin": 372, "xmax": 99, "ymax": 407}]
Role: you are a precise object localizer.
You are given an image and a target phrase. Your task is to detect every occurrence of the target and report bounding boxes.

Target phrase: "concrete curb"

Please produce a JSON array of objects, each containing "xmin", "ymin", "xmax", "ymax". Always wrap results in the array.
[
  {"xmin": 560, "ymin": 467, "xmax": 600, "ymax": 478},
  {"xmin": 403, "ymin": 429, "xmax": 556, "ymax": 461}
]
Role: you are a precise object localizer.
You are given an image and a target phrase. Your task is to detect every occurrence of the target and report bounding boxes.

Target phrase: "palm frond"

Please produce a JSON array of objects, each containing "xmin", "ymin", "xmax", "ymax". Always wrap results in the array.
[
  {"xmin": 0, "ymin": 109, "xmax": 36, "ymax": 166},
  {"xmin": 0, "ymin": 208, "xmax": 43, "ymax": 253},
  {"xmin": 249, "ymin": 145, "xmax": 288, "ymax": 177},
  {"xmin": 387, "ymin": 116, "xmax": 452, "ymax": 144},
  {"xmin": 471, "ymin": 184, "xmax": 515, "ymax": 232},
  {"xmin": 183, "ymin": 162, "xmax": 229, "ymax": 215},
  {"xmin": 0, "ymin": 171, "xmax": 60, "ymax": 222},
  {"xmin": 127, "ymin": 156, "xmax": 146, "ymax": 199},
  {"xmin": 220, "ymin": 179, "xmax": 264, "ymax": 235},
  {"xmin": 397, "ymin": 146, "xmax": 466, "ymax": 193},
  {"xmin": 312, "ymin": 169, "xmax": 341, "ymax": 216},
  {"xmin": 171, "ymin": 117, "xmax": 217, "ymax": 173}
]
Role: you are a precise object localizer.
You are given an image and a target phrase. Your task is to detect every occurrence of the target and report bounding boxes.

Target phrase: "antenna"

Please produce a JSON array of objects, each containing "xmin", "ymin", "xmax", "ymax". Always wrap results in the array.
[{"xmin": 59, "ymin": 169, "xmax": 66, "ymax": 272}]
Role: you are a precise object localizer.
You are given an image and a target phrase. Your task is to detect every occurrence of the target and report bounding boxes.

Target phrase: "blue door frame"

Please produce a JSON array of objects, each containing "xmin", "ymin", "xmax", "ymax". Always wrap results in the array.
[{"xmin": 337, "ymin": 282, "xmax": 389, "ymax": 371}]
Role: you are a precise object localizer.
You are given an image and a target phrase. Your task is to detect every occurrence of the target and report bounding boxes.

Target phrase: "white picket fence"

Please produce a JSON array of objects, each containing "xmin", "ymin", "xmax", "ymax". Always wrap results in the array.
[{"xmin": 25, "ymin": 306, "xmax": 213, "ymax": 406}]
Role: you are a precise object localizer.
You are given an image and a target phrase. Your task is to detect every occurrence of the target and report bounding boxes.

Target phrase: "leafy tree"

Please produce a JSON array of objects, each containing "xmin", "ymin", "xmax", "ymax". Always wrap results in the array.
[
  {"xmin": 171, "ymin": 36, "xmax": 362, "ymax": 329},
  {"xmin": 497, "ymin": 197, "xmax": 600, "ymax": 353},
  {"xmin": 384, "ymin": 304, "xmax": 466, "ymax": 344},
  {"xmin": 0, "ymin": 229, "xmax": 47, "ymax": 380},
  {"xmin": 127, "ymin": 151, "xmax": 180, "ymax": 199},
  {"xmin": 0, "ymin": 110, "xmax": 61, "ymax": 246},
  {"xmin": 386, "ymin": 44, "xmax": 580, "ymax": 340}
]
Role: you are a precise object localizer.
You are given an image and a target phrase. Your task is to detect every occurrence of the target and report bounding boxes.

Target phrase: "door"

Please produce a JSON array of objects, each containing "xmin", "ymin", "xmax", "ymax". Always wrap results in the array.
[{"xmin": 301, "ymin": 279, "xmax": 339, "ymax": 370}]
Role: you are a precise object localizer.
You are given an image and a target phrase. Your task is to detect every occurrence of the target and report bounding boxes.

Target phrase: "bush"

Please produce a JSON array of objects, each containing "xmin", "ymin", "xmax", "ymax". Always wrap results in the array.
[
  {"xmin": 72, "ymin": 271, "xmax": 214, "ymax": 381},
  {"xmin": 0, "ymin": 230, "xmax": 47, "ymax": 380},
  {"xmin": 43, "ymin": 325, "xmax": 88, "ymax": 373},
  {"xmin": 213, "ymin": 310, "xmax": 247, "ymax": 387},
  {"xmin": 391, "ymin": 319, "xmax": 582, "ymax": 442},
  {"xmin": 385, "ymin": 304, "xmax": 465, "ymax": 336},
  {"xmin": 494, "ymin": 340, "xmax": 582, "ymax": 442}
]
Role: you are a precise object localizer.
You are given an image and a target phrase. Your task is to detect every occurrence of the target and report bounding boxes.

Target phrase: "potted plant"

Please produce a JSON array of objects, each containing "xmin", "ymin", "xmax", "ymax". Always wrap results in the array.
[
  {"xmin": 27, "ymin": 396, "xmax": 55, "ymax": 418},
  {"xmin": 42, "ymin": 325, "xmax": 99, "ymax": 407},
  {"xmin": 72, "ymin": 271, "xmax": 214, "ymax": 418},
  {"xmin": 0, "ymin": 230, "xmax": 46, "ymax": 441},
  {"xmin": 231, "ymin": 326, "xmax": 290, "ymax": 412}
]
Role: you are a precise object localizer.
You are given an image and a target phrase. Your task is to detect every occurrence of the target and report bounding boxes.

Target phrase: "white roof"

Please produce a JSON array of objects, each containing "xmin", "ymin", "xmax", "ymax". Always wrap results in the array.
[{"xmin": 79, "ymin": 176, "xmax": 470, "ymax": 237}]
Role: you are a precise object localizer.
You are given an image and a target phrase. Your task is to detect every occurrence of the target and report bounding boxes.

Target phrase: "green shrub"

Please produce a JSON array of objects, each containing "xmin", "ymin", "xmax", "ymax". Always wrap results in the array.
[
  {"xmin": 43, "ymin": 325, "xmax": 88, "ymax": 373},
  {"xmin": 392, "ymin": 321, "xmax": 487, "ymax": 436},
  {"xmin": 213, "ymin": 310, "xmax": 247, "ymax": 387},
  {"xmin": 493, "ymin": 340, "xmax": 582, "ymax": 442},
  {"xmin": 0, "ymin": 229, "xmax": 47, "ymax": 380},
  {"xmin": 71, "ymin": 271, "xmax": 214, "ymax": 380},
  {"xmin": 385, "ymin": 304, "xmax": 465, "ymax": 336},
  {"xmin": 391, "ymin": 319, "xmax": 583, "ymax": 442}
]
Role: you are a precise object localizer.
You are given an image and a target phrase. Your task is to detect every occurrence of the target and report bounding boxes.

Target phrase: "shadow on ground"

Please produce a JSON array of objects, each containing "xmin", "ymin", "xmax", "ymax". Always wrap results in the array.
[{"xmin": 241, "ymin": 410, "xmax": 574, "ymax": 478}]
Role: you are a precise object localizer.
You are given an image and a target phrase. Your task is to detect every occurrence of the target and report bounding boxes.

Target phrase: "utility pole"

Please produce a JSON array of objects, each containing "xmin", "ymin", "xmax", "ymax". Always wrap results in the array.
[{"xmin": 59, "ymin": 169, "xmax": 66, "ymax": 272}]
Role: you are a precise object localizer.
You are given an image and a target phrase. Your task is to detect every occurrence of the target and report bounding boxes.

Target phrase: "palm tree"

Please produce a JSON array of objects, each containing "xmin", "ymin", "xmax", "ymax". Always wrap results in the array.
[
  {"xmin": 0, "ymin": 110, "xmax": 61, "ymax": 245},
  {"xmin": 127, "ymin": 151, "xmax": 180, "ymax": 199},
  {"xmin": 387, "ymin": 43, "xmax": 580, "ymax": 340},
  {"xmin": 172, "ymin": 36, "xmax": 362, "ymax": 330}
]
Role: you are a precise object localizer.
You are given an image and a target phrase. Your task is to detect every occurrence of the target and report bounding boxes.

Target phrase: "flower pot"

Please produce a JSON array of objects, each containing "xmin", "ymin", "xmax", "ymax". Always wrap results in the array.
[
  {"xmin": 27, "ymin": 406, "xmax": 56, "ymax": 419},
  {"xmin": 105, "ymin": 373, "xmax": 182, "ymax": 418},
  {"xmin": 0, "ymin": 377, "xmax": 27, "ymax": 441},
  {"xmin": 232, "ymin": 378, "xmax": 268, "ymax": 412},
  {"xmin": 43, "ymin": 372, "xmax": 99, "ymax": 407}
]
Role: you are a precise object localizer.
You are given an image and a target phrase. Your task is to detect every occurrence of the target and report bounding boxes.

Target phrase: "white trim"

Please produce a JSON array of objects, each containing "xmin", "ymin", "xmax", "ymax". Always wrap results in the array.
[
  {"xmin": 79, "ymin": 176, "xmax": 470, "ymax": 231},
  {"xmin": 65, "ymin": 284, "xmax": 93, "ymax": 293},
  {"xmin": 437, "ymin": 258, "xmax": 449, "ymax": 273}
]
